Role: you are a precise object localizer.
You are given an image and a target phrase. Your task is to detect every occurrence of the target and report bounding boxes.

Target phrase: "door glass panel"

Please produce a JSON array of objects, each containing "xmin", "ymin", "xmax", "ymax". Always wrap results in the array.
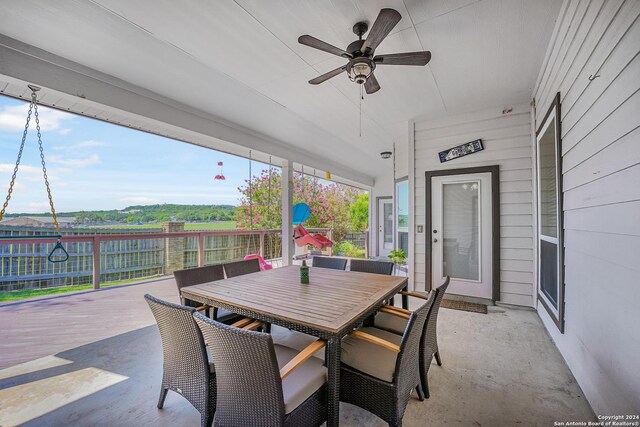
[
  {"xmin": 540, "ymin": 240, "xmax": 558, "ymax": 307},
  {"xmin": 396, "ymin": 181, "xmax": 409, "ymax": 254},
  {"xmin": 442, "ymin": 182, "xmax": 480, "ymax": 281},
  {"xmin": 383, "ymin": 202, "xmax": 393, "ymax": 244},
  {"xmin": 539, "ymin": 123, "xmax": 558, "ymax": 238}
]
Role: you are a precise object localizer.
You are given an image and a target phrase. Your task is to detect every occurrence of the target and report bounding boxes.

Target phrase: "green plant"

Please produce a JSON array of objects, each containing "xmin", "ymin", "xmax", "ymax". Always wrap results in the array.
[
  {"xmin": 388, "ymin": 249, "xmax": 407, "ymax": 265},
  {"xmin": 333, "ymin": 241, "xmax": 365, "ymax": 258}
]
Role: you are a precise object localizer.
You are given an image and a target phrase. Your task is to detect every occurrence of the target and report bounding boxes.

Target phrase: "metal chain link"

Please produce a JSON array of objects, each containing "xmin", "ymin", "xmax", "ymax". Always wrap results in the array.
[
  {"xmin": 0, "ymin": 92, "xmax": 34, "ymax": 222},
  {"xmin": 0, "ymin": 87, "xmax": 61, "ymax": 234},
  {"xmin": 34, "ymin": 101, "xmax": 60, "ymax": 233}
]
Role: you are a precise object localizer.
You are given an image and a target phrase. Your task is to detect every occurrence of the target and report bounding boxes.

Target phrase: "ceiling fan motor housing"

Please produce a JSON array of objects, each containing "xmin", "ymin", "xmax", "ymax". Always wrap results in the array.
[{"xmin": 346, "ymin": 57, "xmax": 375, "ymax": 84}]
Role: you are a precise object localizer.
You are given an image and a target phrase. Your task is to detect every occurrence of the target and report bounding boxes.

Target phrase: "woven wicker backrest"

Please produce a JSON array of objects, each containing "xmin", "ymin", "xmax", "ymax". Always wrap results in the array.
[
  {"xmin": 173, "ymin": 264, "xmax": 225, "ymax": 290},
  {"xmin": 312, "ymin": 256, "xmax": 347, "ymax": 270},
  {"xmin": 223, "ymin": 258, "xmax": 261, "ymax": 278},
  {"xmin": 395, "ymin": 292, "xmax": 435, "ymax": 391},
  {"xmin": 194, "ymin": 313, "xmax": 285, "ymax": 426},
  {"xmin": 424, "ymin": 277, "xmax": 450, "ymax": 356},
  {"xmin": 349, "ymin": 259, "xmax": 394, "ymax": 275},
  {"xmin": 144, "ymin": 294, "xmax": 209, "ymax": 381}
]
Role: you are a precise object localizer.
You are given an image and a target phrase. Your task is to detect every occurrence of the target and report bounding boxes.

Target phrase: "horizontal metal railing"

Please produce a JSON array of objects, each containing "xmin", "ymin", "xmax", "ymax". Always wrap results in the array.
[{"xmin": 0, "ymin": 228, "xmax": 333, "ymax": 291}]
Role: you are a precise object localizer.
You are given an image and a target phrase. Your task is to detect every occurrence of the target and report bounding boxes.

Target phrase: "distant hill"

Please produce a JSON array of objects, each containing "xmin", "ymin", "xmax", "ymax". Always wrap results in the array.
[{"xmin": 6, "ymin": 204, "xmax": 236, "ymax": 225}]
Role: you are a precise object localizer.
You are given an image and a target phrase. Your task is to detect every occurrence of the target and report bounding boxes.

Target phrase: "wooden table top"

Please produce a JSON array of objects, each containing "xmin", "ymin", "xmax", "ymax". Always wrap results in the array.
[{"xmin": 181, "ymin": 265, "xmax": 408, "ymax": 334}]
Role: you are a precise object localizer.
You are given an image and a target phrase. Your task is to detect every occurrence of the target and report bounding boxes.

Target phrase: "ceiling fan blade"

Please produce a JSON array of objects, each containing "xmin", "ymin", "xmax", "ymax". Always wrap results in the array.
[
  {"xmin": 298, "ymin": 35, "xmax": 352, "ymax": 58},
  {"xmin": 309, "ymin": 65, "xmax": 347, "ymax": 85},
  {"xmin": 361, "ymin": 9, "xmax": 402, "ymax": 54},
  {"xmin": 374, "ymin": 51, "xmax": 432, "ymax": 66},
  {"xmin": 364, "ymin": 73, "xmax": 381, "ymax": 94}
]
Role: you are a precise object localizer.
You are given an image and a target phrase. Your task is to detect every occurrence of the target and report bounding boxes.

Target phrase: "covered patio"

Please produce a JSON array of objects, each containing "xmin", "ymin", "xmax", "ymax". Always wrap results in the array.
[
  {"xmin": 0, "ymin": 278, "xmax": 593, "ymax": 426},
  {"xmin": 1, "ymin": 0, "xmax": 639, "ymax": 425}
]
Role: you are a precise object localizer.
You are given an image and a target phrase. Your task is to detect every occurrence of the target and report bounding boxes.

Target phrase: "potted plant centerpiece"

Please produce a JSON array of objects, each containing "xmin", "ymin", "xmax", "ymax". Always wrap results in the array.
[{"xmin": 388, "ymin": 249, "xmax": 407, "ymax": 275}]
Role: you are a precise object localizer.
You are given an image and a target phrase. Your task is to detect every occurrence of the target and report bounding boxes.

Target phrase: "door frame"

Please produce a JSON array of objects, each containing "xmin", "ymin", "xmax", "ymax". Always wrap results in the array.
[
  {"xmin": 376, "ymin": 196, "xmax": 393, "ymax": 257},
  {"xmin": 425, "ymin": 165, "xmax": 501, "ymax": 301}
]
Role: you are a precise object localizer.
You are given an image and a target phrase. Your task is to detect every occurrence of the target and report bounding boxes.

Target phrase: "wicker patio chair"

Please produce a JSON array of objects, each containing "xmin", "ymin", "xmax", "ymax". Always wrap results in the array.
[
  {"xmin": 193, "ymin": 313, "xmax": 328, "ymax": 427},
  {"xmin": 173, "ymin": 264, "xmax": 241, "ymax": 324},
  {"xmin": 312, "ymin": 256, "xmax": 347, "ymax": 270},
  {"xmin": 339, "ymin": 293, "xmax": 435, "ymax": 427},
  {"xmin": 349, "ymin": 259, "xmax": 394, "ymax": 275},
  {"xmin": 223, "ymin": 258, "xmax": 261, "ymax": 278},
  {"xmin": 374, "ymin": 277, "xmax": 450, "ymax": 398},
  {"xmin": 144, "ymin": 294, "xmax": 216, "ymax": 427}
]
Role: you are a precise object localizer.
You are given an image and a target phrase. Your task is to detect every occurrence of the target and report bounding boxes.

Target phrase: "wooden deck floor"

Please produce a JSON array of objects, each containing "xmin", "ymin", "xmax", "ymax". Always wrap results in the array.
[
  {"xmin": 0, "ymin": 278, "xmax": 595, "ymax": 426},
  {"xmin": 0, "ymin": 277, "xmax": 179, "ymax": 370}
]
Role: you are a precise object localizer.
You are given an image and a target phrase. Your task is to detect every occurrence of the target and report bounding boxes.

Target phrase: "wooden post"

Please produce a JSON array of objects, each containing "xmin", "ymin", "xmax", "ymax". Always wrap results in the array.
[
  {"xmin": 259, "ymin": 231, "xmax": 265, "ymax": 258},
  {"xmin": 198, "ymin": 233, "xmax": 205, "ymax": 267},
  {"xmin": 281, "ymin": 160, "xmax": 294, "ymax": 266},
  {"xmin": 327, "ymin": 229, "xmax": 333, "ymax": 256},
  {"xmin": 92, "ymin": 236, "xmax": 101, "ymax": 290}
]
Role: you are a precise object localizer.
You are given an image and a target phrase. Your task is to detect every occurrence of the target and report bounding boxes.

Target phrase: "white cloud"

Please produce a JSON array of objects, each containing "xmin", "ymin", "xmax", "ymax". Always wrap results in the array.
[
  {"xmin": 48, "ymin": 153, "xmax": 100, "ymax": 168},
  {"xmin": 0, "ymin": 104, "xmax": 75, "ymax": 132},
  {"xmin": 0, "ymin": 163, "xmax": 41, "ymax": 174},
  {"xmin": 120, "ymin": 196, "xmax": 161, "ymax": 205},
  {"xmin": 58, "ymin": 128, "xmax": 72, "ymax": 135},
  {"xmin": 53, "ymin": 140, "xmax": 108, "ymax": 151}
]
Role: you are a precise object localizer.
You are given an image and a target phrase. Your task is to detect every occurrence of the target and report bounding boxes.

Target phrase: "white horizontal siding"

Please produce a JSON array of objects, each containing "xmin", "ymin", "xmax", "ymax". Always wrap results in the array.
[
  {"xmin": 533, "ymin": 0, "xmax": 640, "ymax": 415},
  {"xmin": 413, "ymin": 104, "xmax": 535, "ymax": 306}
]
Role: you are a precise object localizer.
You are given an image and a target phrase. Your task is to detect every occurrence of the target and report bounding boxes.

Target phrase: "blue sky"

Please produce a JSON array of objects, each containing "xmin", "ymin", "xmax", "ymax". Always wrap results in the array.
[{"xmin": 0, "ymin": 95, "xmax": 274, "ymax": 213}]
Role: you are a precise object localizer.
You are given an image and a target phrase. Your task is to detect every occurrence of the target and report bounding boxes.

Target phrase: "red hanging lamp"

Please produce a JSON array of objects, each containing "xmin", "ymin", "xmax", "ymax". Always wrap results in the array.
[{"xmin": 214, "ymin": 161, "xmax": 226, "ymax": 180}]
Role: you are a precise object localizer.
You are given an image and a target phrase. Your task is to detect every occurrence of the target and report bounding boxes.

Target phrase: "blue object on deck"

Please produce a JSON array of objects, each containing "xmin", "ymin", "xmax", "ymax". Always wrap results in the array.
[{"xmin": 292, "ymin": 203, "xmax": 311, "ymax": 225}]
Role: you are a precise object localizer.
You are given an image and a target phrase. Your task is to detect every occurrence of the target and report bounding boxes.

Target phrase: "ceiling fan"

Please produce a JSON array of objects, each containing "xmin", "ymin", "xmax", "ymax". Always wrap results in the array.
[{"xmin": 298, "ymin": 8, "xmax": 431, "ymax": 94}]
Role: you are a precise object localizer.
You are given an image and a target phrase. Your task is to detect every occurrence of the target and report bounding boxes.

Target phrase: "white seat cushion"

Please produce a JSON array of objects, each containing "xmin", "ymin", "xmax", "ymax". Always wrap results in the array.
[
  {"xmin": 274, "ymin": 344, "xmax": 327, "ymax": 414},
  {"xmin": 341, "ymin": 327, "xmax": 402, "ymax": 383},
  {"xmin": 374, "ymin": 311, "xmax": 409, "ymax": 335}
]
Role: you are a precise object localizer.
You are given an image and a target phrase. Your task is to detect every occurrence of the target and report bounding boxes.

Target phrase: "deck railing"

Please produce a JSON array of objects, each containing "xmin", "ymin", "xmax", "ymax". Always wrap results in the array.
[{"xmin": 0, "ymin": 228, "xmax": 333, "ymax": 292}]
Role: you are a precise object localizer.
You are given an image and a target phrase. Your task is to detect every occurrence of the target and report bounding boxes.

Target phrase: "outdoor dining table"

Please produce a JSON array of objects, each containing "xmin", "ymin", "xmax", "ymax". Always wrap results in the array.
[{"xmin": 180, "ymin": 264, "xmax": 409, "ymax": 427}]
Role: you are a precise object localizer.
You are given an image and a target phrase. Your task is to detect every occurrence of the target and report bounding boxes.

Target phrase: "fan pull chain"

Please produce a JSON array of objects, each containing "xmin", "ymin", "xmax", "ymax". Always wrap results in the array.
[{"xmin": 359, "ymin": 85, "xmax": 363, "ymax": 137}]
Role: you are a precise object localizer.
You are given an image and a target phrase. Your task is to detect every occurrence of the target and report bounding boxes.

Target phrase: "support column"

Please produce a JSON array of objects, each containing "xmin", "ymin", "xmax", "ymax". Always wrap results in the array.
[
  {"xmin": 281, "ymin": 159, "xmax": 294, "ymax": 266},
  {"xmin": 162, "ymin": 221, "xmax": 185, "ymax": 274}
]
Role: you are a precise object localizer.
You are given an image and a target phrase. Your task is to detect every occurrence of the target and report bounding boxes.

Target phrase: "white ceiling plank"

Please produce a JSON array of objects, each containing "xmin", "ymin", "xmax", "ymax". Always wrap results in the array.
[
  {"xmin": 234, "ymin": 0, "xmax": 413, "ymax": 65},
  {"xmin": 91, "ymin": 0, "xmax": 310, "ymax": 88},
  {"xmin": 404, "ymin": 0, "xmax": 481, "ymax": 26},
  {"xmin": 414, "ymin": 0, "xmax": 561, "ymax": 114}
]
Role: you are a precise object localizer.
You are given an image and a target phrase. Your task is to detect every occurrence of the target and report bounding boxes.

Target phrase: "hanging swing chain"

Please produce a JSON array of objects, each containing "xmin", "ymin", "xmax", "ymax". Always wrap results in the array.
[
  {"xmin": 0, "ymin": 89, "xmax": 60, "ymax": 233},
  {"xmin": 35, "ymin": 99, "xmax": 61, "ymax": 234},
  {"xmin": 0, "ymin": 97, "xmax": 32, "ymax": 223},
  {"xmin": 267, "ymin": 156, "xmax": 272, "ymax": 230},
  {"xmin": 248, "ymin": 150, "xmax": 253, "ymax": 232}
]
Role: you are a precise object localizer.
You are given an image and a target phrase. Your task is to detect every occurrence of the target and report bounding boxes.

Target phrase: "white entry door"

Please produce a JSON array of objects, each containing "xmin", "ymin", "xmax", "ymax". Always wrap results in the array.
[
  {"xmin": 431, "ymin": 173, "xmax": 493, "ymax": 299},
  {"xmin": 378, "ymin": 198, "xmax": 393, "ymax": 257}
]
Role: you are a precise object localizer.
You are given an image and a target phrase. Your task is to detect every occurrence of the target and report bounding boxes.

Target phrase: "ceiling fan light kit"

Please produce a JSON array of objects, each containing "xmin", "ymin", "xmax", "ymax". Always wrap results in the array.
[{"xmin": 298, "ymin": 8, "xmax": 431, "ymax": 94}]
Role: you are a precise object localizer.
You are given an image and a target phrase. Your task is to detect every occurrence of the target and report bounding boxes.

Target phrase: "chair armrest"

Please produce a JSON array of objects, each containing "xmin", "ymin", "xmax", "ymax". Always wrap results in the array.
[
  {"xmin": 380, "ymin": 305, "xmax": 411, "ymax": 318},
  {"xmin": 243, "ymin": 320, "xmax": 264, "ymax": 331},
  {"xmin": 195, "ymin": 305, "xmax": 210, "ymax": 313},
  {"xmin": 350, "ymin": 330, "xmax": 400, "ymax": 352},
  {"xmin": 231, "ymin": 317, "xmax": 254, "ymax": 328},
  {"xmin": 399, "ymin": 290, "xmax": 430, "ymax": 300},
  {"xmin": 280, "ymin": 339, "xmax": 327, "ymax": 380}
]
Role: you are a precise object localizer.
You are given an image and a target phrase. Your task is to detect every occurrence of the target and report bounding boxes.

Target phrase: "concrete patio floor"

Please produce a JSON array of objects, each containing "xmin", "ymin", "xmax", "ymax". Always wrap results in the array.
[{"xmin": 0, "ymin": 278, "xmax": 595, "ymax": 426}]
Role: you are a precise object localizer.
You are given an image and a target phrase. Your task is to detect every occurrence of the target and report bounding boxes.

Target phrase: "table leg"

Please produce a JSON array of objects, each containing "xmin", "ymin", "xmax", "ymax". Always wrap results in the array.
[
  {"xmin": 402, "ymin": 285, "xmax": 409, "ymax": 310},
  {"xmin": 326, "ymin": 336, "xmax": 341, "ymax": 427}
]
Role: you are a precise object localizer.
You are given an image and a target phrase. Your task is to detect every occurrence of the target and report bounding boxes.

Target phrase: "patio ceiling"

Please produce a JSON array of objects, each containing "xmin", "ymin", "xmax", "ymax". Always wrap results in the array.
[{"xmin": 0, "ymin": 0, "xmax": 560, "ymax": 183}]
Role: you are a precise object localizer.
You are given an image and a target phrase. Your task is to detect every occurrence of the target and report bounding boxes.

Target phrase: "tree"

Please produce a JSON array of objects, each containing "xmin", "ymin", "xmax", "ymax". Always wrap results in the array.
[
  {"xmin": 235, "ymin": 169, "xmax": 366, "ymax": 242},
  {"xmin": 349, "ymin": 193, "xmax": 369, "ymax": 231}
]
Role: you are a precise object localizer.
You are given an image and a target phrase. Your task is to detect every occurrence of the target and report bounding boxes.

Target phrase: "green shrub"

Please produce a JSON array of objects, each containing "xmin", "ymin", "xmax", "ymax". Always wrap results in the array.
[{"xmin": 333, "ymin": 241, "xmax": 365, "ymax": 258}]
